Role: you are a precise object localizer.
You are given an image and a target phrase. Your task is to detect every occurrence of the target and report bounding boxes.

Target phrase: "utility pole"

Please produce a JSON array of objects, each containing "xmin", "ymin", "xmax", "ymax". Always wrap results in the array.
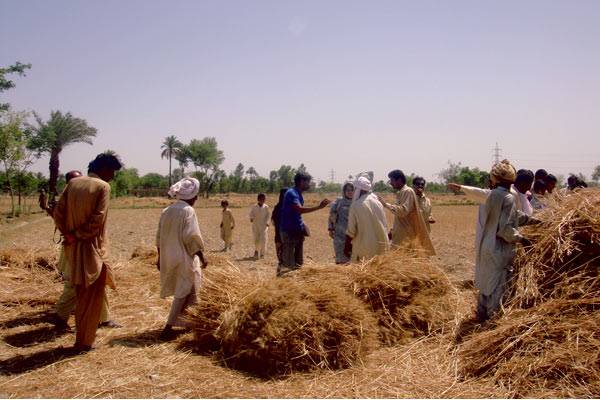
[
  {"xmin": 330, "ymin": 169, "xmax": 335, "ymax": 183},
  {"xmin": 493, "ymin": 142, "xmax": 502, "ymax": 164}
]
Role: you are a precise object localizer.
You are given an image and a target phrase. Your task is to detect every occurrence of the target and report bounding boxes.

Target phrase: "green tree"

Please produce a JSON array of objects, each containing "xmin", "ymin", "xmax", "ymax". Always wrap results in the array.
[
  {"xmin": 160, "ymin": 135, "xmax": 183, "ymax": 187},
  {"xmin": 438, "ymin": 161, "xmax": 489, "ymax": 188},
  {"xmin": 0, "ymin": 111, "xmax": 36, "ymax": 216},
  {"xmin": 28, "ymin": 111, "xmax": 97, "ymax": 197},
  {"xmin": 0, "ymin": 62, "xmax": 32, "ymax": 111},
  {"xmin": 140, "ymin": 172, "xmax": 168, "ymax": 189},
  {"xmin": 277, "ymin": 165, "xmax": 295, "ymax": 188},
  {"xmin": 187, "ymin": 137, "xmax": 225, "ymax": 197},
  {"xmin": 174, "ymin": 145, "xmax": 190, "ymax": 176},
  {"xmin": 111, "ymin": 167, "xmax": 140, "ymax": 197}
]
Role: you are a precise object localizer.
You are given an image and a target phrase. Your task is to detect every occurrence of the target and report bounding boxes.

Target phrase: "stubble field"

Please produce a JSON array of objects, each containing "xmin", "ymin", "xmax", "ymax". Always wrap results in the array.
[{"xmin": 0, "ymin": 193, "xmax": 508, "ymax": 398}]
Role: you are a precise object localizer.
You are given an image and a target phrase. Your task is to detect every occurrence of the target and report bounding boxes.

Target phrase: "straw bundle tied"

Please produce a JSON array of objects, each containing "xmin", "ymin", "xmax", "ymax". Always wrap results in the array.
[
  {"xmin": 186, "ymin": 250, "xmax": 457, "ymax": 376},
  {"xmin": 459, "ymin": 189, "xmax": 600, "ymax": 396},
  {"xmin": 217, "ymin": 279, "xmax": 378, "ymax": 377}
]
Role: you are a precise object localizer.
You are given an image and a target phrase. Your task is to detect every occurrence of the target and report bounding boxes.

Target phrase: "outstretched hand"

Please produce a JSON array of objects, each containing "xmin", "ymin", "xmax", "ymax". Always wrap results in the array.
[{"xmin": 447, "ymin": 183, "xmax": 461, "ymax": 193}]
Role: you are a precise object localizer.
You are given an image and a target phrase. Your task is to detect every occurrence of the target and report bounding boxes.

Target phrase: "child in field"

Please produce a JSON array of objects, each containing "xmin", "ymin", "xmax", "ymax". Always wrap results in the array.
[
  {"xmin": 220, "ymin": 200, "xmax": 235, "ymax": 251},
  {"xmin": 249, "ymin": 193, "xmax": 270, "ymax": 259}
]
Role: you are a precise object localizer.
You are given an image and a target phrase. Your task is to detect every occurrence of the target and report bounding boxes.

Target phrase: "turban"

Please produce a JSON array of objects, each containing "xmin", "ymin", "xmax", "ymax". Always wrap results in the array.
[
  {"xmin": 490, "ymin": 159, "xmax": 517, "ymax": 183},
  {"xmin": 168, "ymin": 177, "xmax": 200, "ymax": 200},
  {"xmin": 353, "ymin": 176, "xmax": 372, "ymax": 201}
]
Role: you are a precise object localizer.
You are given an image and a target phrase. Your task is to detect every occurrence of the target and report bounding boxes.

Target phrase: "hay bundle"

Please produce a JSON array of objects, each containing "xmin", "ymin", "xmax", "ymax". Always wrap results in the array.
[
  {"xmin": 458, "ymin": 189, "xmax": 600, "ymax": 396},
  {"xmin": 130, "ymin": 245, "xmax": 158, "ymax": 266},
  {"xmin": 459, "ymin": 298, "xmax": 600, "ymax": 397},
  {"xmin": 350, "ymin": 253, "xmax": 456, "ymax": 345},
  {"xmin": 186, "ymin": 263, "xmax": 259, "ymax": 345},
  {"xmin": 512, "ymin": 189, "xmax": 600, "ymax": 307},
  {"xmin": 216, "ymin": 278, "xmax": 378, "ymax": 377},
  {"xmin": 0, "ymin": 248, "xmax": 57, "ymax": 272}
]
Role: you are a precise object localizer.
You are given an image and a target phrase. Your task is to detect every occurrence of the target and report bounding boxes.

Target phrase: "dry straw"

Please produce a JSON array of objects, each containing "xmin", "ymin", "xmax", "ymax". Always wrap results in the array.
[
  {"xmin": 186, "ymin": 250, "xmax": 458, "ymax": 377},
  {"xmin": 459, "ymin": 188, "xmax": 600, "ymax": 397}
]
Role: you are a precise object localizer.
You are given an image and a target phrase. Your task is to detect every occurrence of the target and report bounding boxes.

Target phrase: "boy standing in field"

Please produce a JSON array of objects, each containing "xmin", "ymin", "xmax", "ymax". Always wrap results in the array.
[
  {"xmin": 249, "ymin": 193, "xmax": 270, "ymax": 259},
  {"xmin": 220, "ymin": 200, "xmax": 235, "ymax": 251},
  {"xmin": 412, "ymin": 176, "xmax": 435, "ymax": 233}
]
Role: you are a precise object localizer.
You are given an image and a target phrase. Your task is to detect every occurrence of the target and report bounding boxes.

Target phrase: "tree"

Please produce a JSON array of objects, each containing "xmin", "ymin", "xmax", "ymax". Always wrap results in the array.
[
  {"xmin": 28, "ymin": 111, "xmax": 97, "ymax": 197},
  {"xmin": 160, "ymin": 135, "xmax": 183, "ymax": 187},
  {"xmin": 111, "ymin": 168, "xmax": 140, "ymax": 197},
  {"xmin": 277, "ymin": 165, "xmax": 295, "ymax": 188},
  {"xmin": 186, "ymin": 137, "xmax": 225, "ymax": 197},
  {"xmin": 0, "ymin": 62, "xmax": 32, "ymax": 111},
  {"xmin": 438, "ymin": 161, "xmax": 489, "ymax": 188},
  {"xmin": 174, "ymin": 145, "xmax": 190, "ymax": 176},
  {"xmin": 592, "ymin": 165, "xmax": 600, "ymax": 182},
  {"xmin": 246, "ymin": 166, "xmax": 258, "ymax": 180},
  {"xmin": 0, "ymin": 111, "xmax": 36, "ymax": 216}
]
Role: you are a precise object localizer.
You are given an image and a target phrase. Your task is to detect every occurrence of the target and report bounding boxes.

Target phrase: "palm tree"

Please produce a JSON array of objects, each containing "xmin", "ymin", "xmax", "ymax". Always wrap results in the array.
[
  {"xmin": 175, "ymin": 144, "xmax": 189, "ymax": 177},
  {"xmin": 161, "ymin": 135, "xmax": 183, "ymax": 187},
  {"xmin": 28, "ymin": 111, "xmax": 97, "ymax": 196}
]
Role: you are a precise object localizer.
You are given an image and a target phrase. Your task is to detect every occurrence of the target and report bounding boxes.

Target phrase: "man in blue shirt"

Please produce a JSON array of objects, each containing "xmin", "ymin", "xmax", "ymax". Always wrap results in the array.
[{"xmin": 278, "ymin": 172, "xmax": 330, "ymax": 276}]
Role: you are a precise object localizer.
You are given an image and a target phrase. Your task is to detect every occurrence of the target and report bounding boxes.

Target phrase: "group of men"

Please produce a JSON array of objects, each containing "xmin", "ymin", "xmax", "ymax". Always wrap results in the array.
[
  {"xmin": 44, "ymin": 150, "xmax": 585, "ymax": 349},
  {"xmin": 446, "ymin": 164, "xmax": 585, "ymax": 322}
]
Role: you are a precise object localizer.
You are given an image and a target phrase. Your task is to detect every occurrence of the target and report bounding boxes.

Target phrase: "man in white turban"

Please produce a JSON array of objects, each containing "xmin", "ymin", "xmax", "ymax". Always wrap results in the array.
[
  {"xmin": 157, "ymin": 177, "xmax": 207, "ymax": 340},
  {"xmin": 344, "ymin": 177, "xmax": 390, "ymax": 262}
]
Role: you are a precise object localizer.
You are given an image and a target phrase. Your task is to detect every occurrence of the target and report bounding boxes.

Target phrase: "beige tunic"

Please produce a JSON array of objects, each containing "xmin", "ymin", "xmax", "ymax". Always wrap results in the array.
[
  {"xmin": 156, "ymin": 201, "xmax": 205, "ymax": 299},
  {"xmin": 346, "ymin": 193, "xmax": 390, "ymax": 261},
  {"xmin": 250, "ymin": 204, "xmax": 270, "ymax": 254},
  {"xmin": 417, "ymin": 195, "xmax": 433, "ymax": 232},
  {"xmin": 385, "ymin": 185, "xmax": 435, "ymax": 255},
  {"xmin": 220, "ymin": 209, "xmax": 235, "ymax": 244},
  {"xmin": 53, "ymin": 174, "xmax": 114, "ymax": 288}
]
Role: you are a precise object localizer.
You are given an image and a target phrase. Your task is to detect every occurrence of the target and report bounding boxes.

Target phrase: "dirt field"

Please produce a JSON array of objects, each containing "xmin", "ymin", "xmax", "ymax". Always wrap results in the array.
[{"xmin": 0, "ymin": 194, "xmax": 508, "ymax": 398}]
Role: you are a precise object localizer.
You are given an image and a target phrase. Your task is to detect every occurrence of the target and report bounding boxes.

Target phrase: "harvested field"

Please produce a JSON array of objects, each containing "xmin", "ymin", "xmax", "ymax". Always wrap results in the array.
[{"xmin": 0, "ymin": 193, "xmax": 525, "ymax": 397}]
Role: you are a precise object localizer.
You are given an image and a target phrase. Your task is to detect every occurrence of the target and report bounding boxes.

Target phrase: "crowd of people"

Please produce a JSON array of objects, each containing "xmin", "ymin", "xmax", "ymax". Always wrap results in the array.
[{"xmin": 41, "ymin": 152, "xmax": 589, "ymax": 348}]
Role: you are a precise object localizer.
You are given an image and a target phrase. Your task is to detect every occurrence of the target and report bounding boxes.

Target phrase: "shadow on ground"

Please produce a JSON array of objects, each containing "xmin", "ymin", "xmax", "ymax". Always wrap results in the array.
[
  {"xmin": 3, "ymin": 325, "xmax": 71, "ymax": 348},
  {"xmin": 0, "ymin": 310, "xmax": 55, "ymax": 329},
  {"xmin": 108, "ymin": 328, "xmax": 188, "ymax": 348},
  {"xmin": 0, "ymin": 346, "xmax": 79, "ymax": 375}
]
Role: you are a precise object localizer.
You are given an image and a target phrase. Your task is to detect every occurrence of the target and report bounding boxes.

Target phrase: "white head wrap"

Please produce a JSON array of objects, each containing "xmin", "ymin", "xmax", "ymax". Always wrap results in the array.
[
  {"xmin": 168, "ymin": 177, "xmax": 200, "ymax": 200},
  {"xmin": 353, "ymin": 176, "xmax": 372, "ymax": 202}
]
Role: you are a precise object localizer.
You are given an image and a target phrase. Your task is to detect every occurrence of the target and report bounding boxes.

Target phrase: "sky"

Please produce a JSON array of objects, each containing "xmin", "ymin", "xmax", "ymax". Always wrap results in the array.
[{"xmin": 1, "ymin": 0, "xmax": 599, "ymax": 184}]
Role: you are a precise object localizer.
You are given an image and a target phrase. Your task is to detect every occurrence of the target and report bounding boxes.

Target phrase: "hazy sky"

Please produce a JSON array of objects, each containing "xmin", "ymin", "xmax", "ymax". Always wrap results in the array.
[{"xmin": 2, "ymin": 0, "xmax": 599, "ymax": 184}]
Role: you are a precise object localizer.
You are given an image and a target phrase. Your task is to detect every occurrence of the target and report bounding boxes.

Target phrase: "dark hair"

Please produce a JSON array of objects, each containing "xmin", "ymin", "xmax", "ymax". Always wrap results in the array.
[
  {"xmin": 257, "ymin": 193, "xmax": 266, "ymax": 200},
  {"xmin": 515, "ymin": 169, "xmax": 534, "ymax": 185},
  {"xmin": 534, "ymin": 169, "xmax": 548, "ymax": 180},
  {"xmin": 294, "ymin": 172, "xmax": 312, "ymax": 186},
  {"xmin": 65, "ymin": 170, "xmax": 82, "ymax": 183},
  {"xmin": 412, "ymin": 176, "xmax": 426, "ymax": 186},
  {"xmin": 342, "ymin": 182, "xmax": 354, "ymax": 192},
  {"xmin": 278, "ymin": 188, "xmax": 288, "ymax": 204},
  {"xmin": 533, "ymin": 179, "xmax": 546, "ymax": 193},
  {"xmin": 388, "ymin": 169, "xmax": 406, "ymax": 183},
  {"xmin": 88, "ymin": 153, "xmax": 123, "ymax": 174},
  {"xmin": 546, "ymin": 174, "xmax": 557, "ymax": 183},
  {"xmin": 221, "ymin": 200, "xmax": 229, "ymax": 207}
]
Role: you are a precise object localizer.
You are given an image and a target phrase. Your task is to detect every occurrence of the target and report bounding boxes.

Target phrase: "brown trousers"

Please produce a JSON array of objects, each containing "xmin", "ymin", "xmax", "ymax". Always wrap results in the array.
[{"xmin": 75, "ymin": 265, "xmax": 107, "ymax": 347}]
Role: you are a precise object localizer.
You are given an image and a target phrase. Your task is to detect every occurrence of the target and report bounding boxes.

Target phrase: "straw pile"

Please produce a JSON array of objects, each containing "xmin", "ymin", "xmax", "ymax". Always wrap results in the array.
[
  {"xmin": 217, "ymin": 278, "xmax": 378, "ymax": 377},
  {"xmin": 130, "ymin": 245, "xmax": 158, "ymax": 266},
  {"xmin": 350, "ymin": 254, "xmax": 457, "ymax": 345},
  {"xmin": 0, "ymin": 248, "xmax": 57, "ymax": 272},
  {"xmin": 458, "ymin": 189, "xmax": 600, "ymax": 396},
  {"xmin": 511, "ymin": 189, "xmax": 600, "ymax": 307}
]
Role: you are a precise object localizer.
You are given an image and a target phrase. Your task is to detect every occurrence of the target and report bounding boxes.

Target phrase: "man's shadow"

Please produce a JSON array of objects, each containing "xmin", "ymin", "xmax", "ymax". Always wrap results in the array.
[
  {"xmin": 3, "ymin": 326, "xmax": 71, "ymax": 348},
  {"xmin": 0, "ymin": 310, "xmax": 54, "ymax": 329},
  {"xmin": 0, "ymin": 346, "xmax": 78, "ymax": 375},
  {"xmin": 108, "ymin": 328, "xmax": 187, "ymax": 348}
]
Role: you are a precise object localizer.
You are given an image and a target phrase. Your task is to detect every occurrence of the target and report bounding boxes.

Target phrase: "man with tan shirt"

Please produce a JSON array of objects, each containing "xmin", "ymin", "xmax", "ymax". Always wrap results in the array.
[
  {"xmin": 53, "ymin": 153, "xmax": 122, "ymax": 352},
  {"xmin": 377, "ymin": 169, "xmax": 435, "ymax": 255}
]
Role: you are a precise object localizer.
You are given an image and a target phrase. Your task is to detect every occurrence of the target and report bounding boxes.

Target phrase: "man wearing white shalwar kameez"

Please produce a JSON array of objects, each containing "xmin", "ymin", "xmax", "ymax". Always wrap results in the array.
[
  {"xmin": 249, "ymin": 193, "xmax": 270, "ymax": 259},
  {"xmin": 345, "ymin": 177, "xmax": 389, "ymax": 262},
  {"xmin": 157, "ymin": 178, "xmax": 207, "ymax": 340},
  {"xmin": 475, "ymin": 160, "xmax": 529, "ymax": 322}
]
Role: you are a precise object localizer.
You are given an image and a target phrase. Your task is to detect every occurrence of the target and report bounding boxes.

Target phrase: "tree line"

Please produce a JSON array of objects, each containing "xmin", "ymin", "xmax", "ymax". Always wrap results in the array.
[{"xmin": 2, "ymin": 61, "xmax": 599, "ymax": 217}]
